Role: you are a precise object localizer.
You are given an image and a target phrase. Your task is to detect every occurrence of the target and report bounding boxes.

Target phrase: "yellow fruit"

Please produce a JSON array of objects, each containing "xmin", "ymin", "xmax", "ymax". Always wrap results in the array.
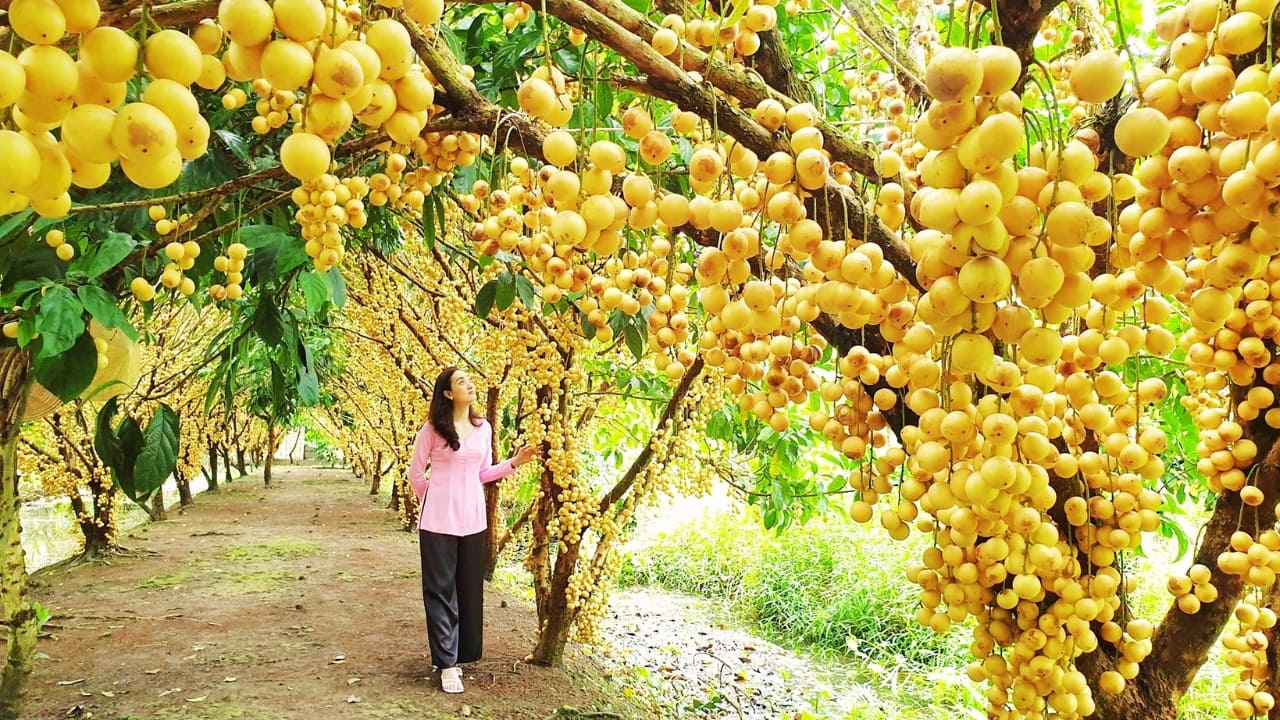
[
  {"xmin": 1218, "ymin": 12, "xmax": 1266, "ymax": 55},
  {"xmin": 280, "ymin": 132, "xmax": 331, "ymax": 181},
  {"xmin": 383, "ymin": 109, "xmax": 423, "ymax": 144},
  {"xmin": 218, "ymin": 0, "xmax": 276, "ymax": 47},
  {"xmin": 0, "ymin": 52, "xmax": 23, "ymax": 109},
  {"xmin": 925, "ymin": 46, "xmax": 982, "ymax": 102},
  {"xmin": 952, "ymin": 332, "xmax": 995, "ymax": 374},
  {"xmin": 260, "ymin": 39, "xmax": 315, "ymax": 91},
  {"xmin": 639, "ymin": 131, "xmax": 672, "ymax": 166},
  {"xmin": 305, "ymin": 96, "xmax": 354, "ymax": 142},
  {"xmin": 1070, "ymin": 49, "xmax": 1126, "ymax": 103},
  {"xmin": 518, "ymin": 76, "xmax": 556, "ymax": 118},
  {"xmin": 144, "ymin": 29, "xmax": 203, "ymax": 86},
  {"xmin": 1114, "ymin": 107, "xmax": 1171, "ymax": 158},
  {"xmin": 111, "ymin": 103, "xmax": 178, "ymax": 159},
  {"xmin": 192, "ymin": 20, "xmax": 224, "ymax": 54},
  {"xmin": 120, "ymin": 148, "xmax": 183, "ymax": 189},
  {"xmin": 60, "ymin": 104, "xmax": 119, "ymax": 164},
  {"xmin": 354, "ymin": 80, "xmax": 396, "ymax": 127},
  {"xmin": 79, "ymin": 26, "xmax": 140, "ymax": 85},
  {"xmin": 176, "ymin": 115, "xmax": 211, "ymax": 161},
  {"xmin": 976, "ymin": 45, "xmax": 1020, "ymax": 96},
  {"xmin": 543, "ymin": 130, "xmax": 577, "ymax": 167},
  {"xmin": 130, "ymin": 277, "xmax": 156, "ymax": 302},
  {"xmin": 958, "ymin": 255, "xmax": 1011, "ymax": 303},
  {"xmin": 403, "ymin": 0, "xmax": 444, "ymax": 25},
  {"xmin": 73, "ymin": 60, "xmax": 127, "ymax": 107},
  {"xmin": 196, "ymin": 54, "xmax": 227, "ymax": 90},
  {"xmin": 651, "ymin": 27, "xmax": 679, "ymax": 55},
  {"xmin": 66, "ymin": 146, "xmax": 111, "ymax": 189},
  {"xmin": 223, "ymin": 41, "xmax": 265, "ymax": 82},
  {"xmin": 142, "ymin": 79, "xmax": 201, "ymax": 129},
  {"xmin": 0, "ymin": 131, "xmax": 41, "ymax": 193},
  {"xmin": 272, "ymin": 0, "xmax": 326, "ymax": 41},
  {"xmin": 365, "ymin": 19, "xmax": 413, "ymax": 80},
  {"xmin": 394, "ymin": 70, "xmax": 435, "ymax": 113},
  {"xmin": 9, "ymin": 0, "xmax": 66, "ymax": 45},
  {"xmin": 314, "ymin": 48, "xmax": 366, "ymax": 99},
  {"xmin": 19, "ymin": 45, "xmax": 77, "ymax": 101},
  {"xmin": 25, "ymin": 134, "xmax": 72, "ymax": 201},
  {"xmin": 53, "ymin": 0, "xmax": 100, "ymax": 34}
]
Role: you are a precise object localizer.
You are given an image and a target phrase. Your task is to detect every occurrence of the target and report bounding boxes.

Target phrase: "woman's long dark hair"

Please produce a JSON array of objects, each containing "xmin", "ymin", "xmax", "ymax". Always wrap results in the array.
[{"xmin": 430, "ymin": 367, "xmax": 483, "ymax": 451}]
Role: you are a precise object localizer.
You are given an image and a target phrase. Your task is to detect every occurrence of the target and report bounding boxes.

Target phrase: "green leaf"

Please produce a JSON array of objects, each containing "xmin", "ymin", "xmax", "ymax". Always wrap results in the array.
[
  {"xmin": 114, "ymin": 415, "xmax": 144, "ymax": 500},
  {"xmin": 81, "ymin": 232, "xmax": 137, "ymax": 280},
  {"xmin": 514, "ymin": 274, "xmax": 536, "ymax": 309},
  {"xmin": 33, "ymin": 330, "xmax": 97, "ymax": 401},
  {"xmin": 77, "ymin": 286, "xmax": 135, "ymax": 339},
  {"xmin": 214, "ymin": 129, "xmax": 251, "ymax": 163},
  {"xmin": 475, "ymin": 279, "xmax": 498, "ymax": 318},
  {"xmin": 496, "ymin": 272, "xmax": 516, "ymax": 310},
  {"xmin": 297, "ymin": 343, "xmax": 319, "ymax": 406},
  {"xmin": 298, "ymin": 271, "xmax": 330, "ymax": 316},
  {"xmin": 131, "ymin": 404, "xmax": 180, "ymax": 502},
  {"xmin": 93, "ymin": 397, "xmax": 125, "ymax": 475},
  {"xmin": 34, "ymin": 285, "xmax": 84, "ymax": 359},
  {"xmin": 624, "ymin": 323, "xmax": 644, "ymax": 361},
  {"xmin": 252, "ymin": 301, "xmax": 285, "ymax": 346},
  {"xmin": 324, "ymin": 267, "xmax": 346, "ymax": 308}
]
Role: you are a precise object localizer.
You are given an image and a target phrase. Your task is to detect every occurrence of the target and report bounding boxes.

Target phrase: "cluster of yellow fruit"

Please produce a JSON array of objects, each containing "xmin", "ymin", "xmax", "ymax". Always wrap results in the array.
[
  {"xmin": 1, "ymin": 3, "xmax": 211, "ymax": 216},
  {"xmin": 209, "ymin": 242, "xmax": 250, "ymax": 301},
  {"xmin": 44, "ymin": 229, "xmax": 75, "ymax": 261},
  {"xmin": 1167, "ymin": 562, "xmax": 1220, "ymax": 615},
  {"xmin": 1221, "ymin": 595, "xmax": 1279, "ymax": 718},
  {"xmin": 151, "ymin": 205, "xmax": 196, "ymax": 238},
  {"xmin": 291, "ymin": 172, "xmax": 372, "ymax": 272}
]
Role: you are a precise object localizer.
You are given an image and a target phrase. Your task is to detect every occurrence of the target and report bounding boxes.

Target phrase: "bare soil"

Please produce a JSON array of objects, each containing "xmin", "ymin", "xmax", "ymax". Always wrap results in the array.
[{"xmin": 20, "ymin": 464, "xmax": 638, "ymax": 720}]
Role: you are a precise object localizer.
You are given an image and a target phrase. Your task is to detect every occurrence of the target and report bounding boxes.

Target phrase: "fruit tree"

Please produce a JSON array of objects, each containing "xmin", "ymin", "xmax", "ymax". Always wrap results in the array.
[{"xmin": 4, "ymin": 0, "xmax": 1280, "ymax": 717}]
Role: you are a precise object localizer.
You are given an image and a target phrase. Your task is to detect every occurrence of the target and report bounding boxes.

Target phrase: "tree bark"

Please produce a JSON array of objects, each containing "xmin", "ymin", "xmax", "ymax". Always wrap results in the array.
[
  {"xmin": 81, "ymin": 464, "xmax": 115, "ymax": 557},
  {"xmin": 368, "ymin": 451, "xmax": 382, "ymax": 495},
  {"xmin": 484, "ymin": 386, "xmax": 501, "ymax": 581},
  {"xmin": 235, "ymin": 446, "xmax": 246, "ymax": 476},
  {"xmin": 149, "ymin": 490, "xmax": 167, "ymax": 521},
  {"xmin": 176, "ymin": 469, "xmax": 193, "ymax": 507},
  {"xmin": 206, "ymin": 442, "xmax": 220, "ymax": 492},
  {"xmin": 263, "ymin": 424, "xmax": 275, "ymax": 486},
  {"xmin": 1083, "ymin": 383, "xmax": 1280, "ymax": 719},
  {"xmin": 0, "ymin": 350, "xmax": 36, "ymax": 720}
]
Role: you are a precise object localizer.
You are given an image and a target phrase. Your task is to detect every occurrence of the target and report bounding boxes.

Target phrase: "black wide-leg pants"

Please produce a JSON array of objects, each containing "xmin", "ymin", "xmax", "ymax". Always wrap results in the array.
[{"xmin": 419, "ymin": 529, "xmax": 486, "ymax": 669}]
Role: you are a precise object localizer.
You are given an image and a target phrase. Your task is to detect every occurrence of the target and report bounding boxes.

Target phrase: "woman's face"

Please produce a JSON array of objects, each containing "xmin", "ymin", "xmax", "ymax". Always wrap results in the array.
[{"xmin": 446, "ymin": 371, "xmax": 477, "ymax": 405}]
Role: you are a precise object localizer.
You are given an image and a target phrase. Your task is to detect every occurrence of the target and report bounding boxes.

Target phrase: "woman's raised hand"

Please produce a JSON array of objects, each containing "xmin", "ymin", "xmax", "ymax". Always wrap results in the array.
[{"xmin": 512, "ymin": 445, "xmax": 538, "ymax": 467}]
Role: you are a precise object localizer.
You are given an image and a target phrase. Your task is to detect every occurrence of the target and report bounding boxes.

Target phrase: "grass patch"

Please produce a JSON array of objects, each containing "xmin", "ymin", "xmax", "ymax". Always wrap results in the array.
[
  {"xmin": 619, "ymin": 505, "xmax": 982, "ymax": 717},
  {"xmin": 143, "ymin": 702, "xmax": 278, "ymax": 719},
  {"xmin": 225, "ymin": 570, "xmax": 297, "ymax": 594},
  {"xmin": 136, "ymin": 571, "xmax": 196, "ymax": 590},
  {"xmin": 223, "ymin": 541, "xmax": 320, "ymax": 562}
]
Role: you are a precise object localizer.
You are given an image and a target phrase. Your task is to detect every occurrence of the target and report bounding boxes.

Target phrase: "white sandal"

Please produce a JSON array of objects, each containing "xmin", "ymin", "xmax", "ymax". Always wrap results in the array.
[{"xmin": 441, "ymin": 667, "xmax": 464, "ymax": 694}]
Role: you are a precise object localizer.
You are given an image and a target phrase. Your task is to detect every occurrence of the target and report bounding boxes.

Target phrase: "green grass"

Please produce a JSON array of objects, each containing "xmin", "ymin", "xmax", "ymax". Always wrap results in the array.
[
  {"xmin": 619, "ymin": 506, "xmax": 983, "ymax": 718},
  {"xmin": 136, "ymin": 571, "xmax": 196, "ymax": 590},
  {"xmin": 223, "ymin": 540, "xmax": 321, "ymax": 561}
]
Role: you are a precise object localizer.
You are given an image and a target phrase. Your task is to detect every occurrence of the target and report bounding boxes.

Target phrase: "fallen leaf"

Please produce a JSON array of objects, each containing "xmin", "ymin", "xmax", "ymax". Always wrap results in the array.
[
  {"xmin": 144, "ymin": 669, "xmax": 160, "ymax": 675},
  {"xmin": 346, "ymin": 678, "xmax": 361, "ymax": 686},
  {"xmin": 346, "ymin": 695, "xmax": 360, "ymax": 703},
  {"xmin": 461, "ymin": 705, "xmax": 472, "ymax": 716},
  {"xmin": 331, "ymin": 655, "xmax": 347, "ymax": 664},
  {"xmin": 57, "ymin": 679, "xmax": 85, "ymax": 686},
  {"xmin": 186, "ymin": 695, "xmax": 207, "ymax": 703},
  {"xmin": 159, "ymin": 688, "xmax": 182, "ymax": 697},
  {"xmin": 223, "ymin": 677, "xmax": 237, "ymax": 683},
  {"xmin": 100, "ymin": 691, "xmax": 114, "ymax": 698}
]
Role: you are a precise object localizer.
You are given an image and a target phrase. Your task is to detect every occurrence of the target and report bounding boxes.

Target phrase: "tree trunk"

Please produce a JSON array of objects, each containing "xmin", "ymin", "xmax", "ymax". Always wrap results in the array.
[
  {"xmin": 149, "ymin": 490, "xmax": 166, "ymax": 521},
  {"xmin": 484, "ymin": 386, "xmax": 501, "ymax": 581},
  {"xmin": 1084, "ymin": 381, "xmax": 1280, "ymax": 719},
  {"xmin": 0, "ymin": 350, "xmax": 36, "ymax": 720},
  {"xmin": 205, "ymin": 442, "xmax": 220, "ymax": 492},
  {"xmin": 368, "ymin": 451, "xmax": 382, "ymax": 495},
  {"xmin": 81, "ymin": 466, "xmax": 115, "ymax": 557},
  {"xmin": 263, "ymin": 425, "xmax": 275, "ymax": 486},
  {"xmin": 176, "ymin": 470, "xmax": 193, "ymax": 507},
  {"xmin": 235, "ymin": 447, "xmax": 246, "ymax": 476}
]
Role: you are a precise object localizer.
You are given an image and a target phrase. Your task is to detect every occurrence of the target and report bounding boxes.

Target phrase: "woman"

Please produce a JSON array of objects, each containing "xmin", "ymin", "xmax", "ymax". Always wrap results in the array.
[{"xmin": 408, "ymin": 367, "xmax": 537, "ymax": 694}]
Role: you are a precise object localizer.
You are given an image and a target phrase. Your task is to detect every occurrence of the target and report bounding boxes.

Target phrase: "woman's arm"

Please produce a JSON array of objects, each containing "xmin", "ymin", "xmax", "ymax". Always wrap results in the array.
[
  {"xmin": 479, "ymin": 424, "xmax": 535, "ymax": 484},
  {"xmin": 407, "ymin": 422, "xmax": 435, "ymax": 499}
]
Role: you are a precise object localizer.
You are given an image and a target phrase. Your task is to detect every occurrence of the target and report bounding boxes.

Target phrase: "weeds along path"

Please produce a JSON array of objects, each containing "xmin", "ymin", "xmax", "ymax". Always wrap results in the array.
[
  {"xmin": 21, "ymin": 464, "xmax": 631, "ymax": 720},
  {"xmin": 594, "ymin": 589, "xmax": 868, "ymax": 719}
]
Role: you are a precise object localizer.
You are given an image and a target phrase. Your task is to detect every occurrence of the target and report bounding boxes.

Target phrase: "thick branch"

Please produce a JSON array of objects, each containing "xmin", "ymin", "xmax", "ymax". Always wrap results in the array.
[{"xmin": 597, "ymin": 356, "xmax": 704, "ymax": 513}]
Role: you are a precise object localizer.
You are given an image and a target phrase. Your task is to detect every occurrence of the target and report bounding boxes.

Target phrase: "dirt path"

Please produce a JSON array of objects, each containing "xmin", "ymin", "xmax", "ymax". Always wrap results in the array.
[{"xmin": 21, "ymin": 465, "xmax": 633, "ymax": 720}]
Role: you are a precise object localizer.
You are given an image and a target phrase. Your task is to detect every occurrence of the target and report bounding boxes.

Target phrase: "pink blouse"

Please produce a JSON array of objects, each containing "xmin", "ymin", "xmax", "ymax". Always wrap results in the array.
[{"xmin": 407, "ymin": 419, "xmax": 517, "ymax": 536}]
